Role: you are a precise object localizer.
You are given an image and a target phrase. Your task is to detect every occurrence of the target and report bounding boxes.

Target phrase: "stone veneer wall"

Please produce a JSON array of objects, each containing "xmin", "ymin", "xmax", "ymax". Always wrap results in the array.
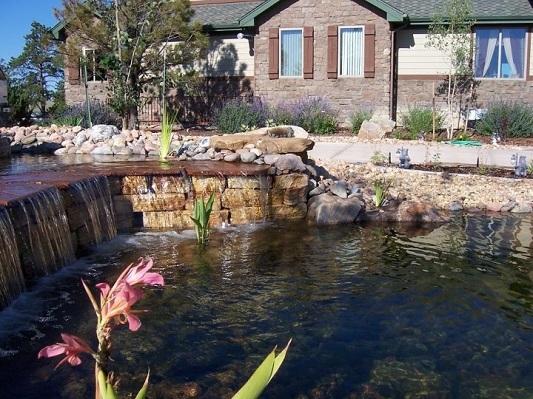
[
  {"xmin": 109, "ymin": 172, "xmax": 310, "ymax": 231},
  {"xmin": 396, "ymin": 78, "xmax": 533, "ymax": 127},
  {"xmin": 253, "ymin": 0, "xmax": 392, "ymax": 124}
]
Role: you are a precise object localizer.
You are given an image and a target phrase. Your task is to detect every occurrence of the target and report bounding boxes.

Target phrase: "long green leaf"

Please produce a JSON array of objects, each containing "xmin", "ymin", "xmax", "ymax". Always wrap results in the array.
[
  {"xmin": 134, "ymin": 369, "xmax": 150, "ymax": 399},
  {"xmin": 232, "ymin": 340, "xmax": 291, "ymax": 399}
]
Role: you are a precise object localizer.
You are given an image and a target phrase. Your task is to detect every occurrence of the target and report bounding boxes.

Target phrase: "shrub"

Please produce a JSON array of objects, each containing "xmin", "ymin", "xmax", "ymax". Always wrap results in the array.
[
  {"xmin": 401, "ymin": 106, "xmax": 443, "ymax": 139},
  {"xmin": 54, "ymin": 100, "xmax": 122, "ymax": 128},
  {"xmin": 350, "ymin": 107, "xmax": 374, "ymax": 134},
  {"xmin": 213, "ymin": 97, "xmax": 267, "ymax": 133},
  {"xmin": 475, "ymin": 100, "xmax": 533, "ymax": 140},
  {"xmin": 270, "ymin": 97, "xmax": 338, "ymax": 134}
]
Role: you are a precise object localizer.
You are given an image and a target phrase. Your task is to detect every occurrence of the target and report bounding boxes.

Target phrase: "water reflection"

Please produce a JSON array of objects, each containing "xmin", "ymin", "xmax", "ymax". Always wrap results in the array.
[{"xmin": 0, "ymin": 214, "xmax": 531, "ymax": 398}]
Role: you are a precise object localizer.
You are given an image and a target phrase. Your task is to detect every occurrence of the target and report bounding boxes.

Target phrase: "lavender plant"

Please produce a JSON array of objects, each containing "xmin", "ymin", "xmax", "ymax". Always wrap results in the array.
[
  {"xmin": 271, "ymin": 97, "xmax": 338, "ymax": 134},
  {"xmin": 54, "ymin": 100, "xmax": 122, "ymax": 128},
  {"xmin": 213, "ymin": 98, "xmax": 268, "ymax": 133}
]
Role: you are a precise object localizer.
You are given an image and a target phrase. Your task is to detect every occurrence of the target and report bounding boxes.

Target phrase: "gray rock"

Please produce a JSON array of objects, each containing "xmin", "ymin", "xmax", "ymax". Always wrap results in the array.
[
  {"xmin": 73, "ymin": 131, "xmax": 88, "ymax": 146},
  {"xmin": 274, "ymin": 153, "xmax": 307, "ymax": 173},
  {"xmin": 263, "ymin": 154, "xmax": 280, "ymax": 165},
  {"xmin": 224, "ymin": 153, "xmax": 241, "ymax": 162},
  {"xmin": 330, "ymin": 180, "xmax": 348, "ymax": 198},
  {"xmin": 240, "ymin": 152, "xmax": 258, "ymax": 163},
  {"xmin": 90, "ymin": 125, "xmax": 119, "ymax": 142},
  {"xmin": 510, "ymin": 203, "xmax": 533, "ymax": 213},
  {"xmin": 90, "ymin": 145, "xmax": 113, "ymax": 155},
  {"xmin": 307, "ymin": 194, "xmax": 362, "ymax": 225}
]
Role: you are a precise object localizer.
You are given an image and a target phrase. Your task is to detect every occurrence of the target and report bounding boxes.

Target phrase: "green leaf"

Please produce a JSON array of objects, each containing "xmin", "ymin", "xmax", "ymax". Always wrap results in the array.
[
  {"xmin": 232, "ymin": 340, "xmax": 291, "ymax": 399},
  {"xmin": 134, "ymin": 369, "xmax": 150, "ymax": 399}
]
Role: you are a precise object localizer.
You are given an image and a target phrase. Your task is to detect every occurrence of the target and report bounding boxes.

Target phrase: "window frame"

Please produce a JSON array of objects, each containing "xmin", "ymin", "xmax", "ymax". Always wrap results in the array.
[
  {"xmin": 338, "ymin": 25, "xmax": 365, "ymax": 77},
  {"xmin": 474, "ymin": 27, "xmax": 527, "ymax": 80},
  {"xmin": 279, "ymin": 28, "xmax": 303, "ymax": 78},
  {"xmin": 80, "ymin": 48, "xmax": 107, "ymax": 82}
]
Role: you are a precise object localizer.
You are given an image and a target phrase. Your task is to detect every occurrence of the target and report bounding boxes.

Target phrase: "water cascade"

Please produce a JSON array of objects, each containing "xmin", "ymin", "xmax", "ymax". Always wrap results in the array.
[
  {"xmin": 0, "ymin": 207, "xmax": 25, "ymax": 309},
  {"xmin": 67, "ymin": 175, "xmax": 117, "ymax": 251},
  {"xmin": 8, "ymin": 187, "xmax": 76, "ymax": 281}
]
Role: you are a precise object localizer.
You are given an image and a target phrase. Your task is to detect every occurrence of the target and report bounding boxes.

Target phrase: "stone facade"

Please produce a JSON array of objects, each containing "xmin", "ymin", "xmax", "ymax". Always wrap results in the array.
[
  {"xmin": 253, "ymin": 0, "xmax": 392, "ymax": 124},
  {"xmin": 396, "ymin": 77, "xmax": 533, "ymax": 127}
]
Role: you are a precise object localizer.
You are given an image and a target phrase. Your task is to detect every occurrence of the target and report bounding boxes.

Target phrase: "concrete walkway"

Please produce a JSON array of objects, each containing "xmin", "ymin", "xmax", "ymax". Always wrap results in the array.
[{"xmin": 309, "ymin": 140, "xmax": 533, "ymax": 168}]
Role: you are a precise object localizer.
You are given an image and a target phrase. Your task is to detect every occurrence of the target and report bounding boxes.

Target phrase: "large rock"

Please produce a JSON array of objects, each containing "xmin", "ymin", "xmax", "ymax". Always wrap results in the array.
[
  {"xmin": 358, "ymin": 120, "xmax": 387, "ymax": 140},
  {"xmin": 0, "ymin": 137, "xmax": 10, "ymax": 158},
  {"xmin": 210, "ymin": 135, "xmax": 314, "ymax": 154},
  {"xmin": 307, "ymin": 193, "xmax": 362, "ymax": 225},
  {"xmin": 90, "ymin": 125, "xmax": 120, "ymax": 142},
  {"xmin": 361, "ymin": 201, "xmax": 451, "ymax": 224}
]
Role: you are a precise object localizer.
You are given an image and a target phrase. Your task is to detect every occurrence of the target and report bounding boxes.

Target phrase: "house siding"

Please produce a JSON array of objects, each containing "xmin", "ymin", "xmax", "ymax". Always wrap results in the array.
[
  {"xmin": 253, "ymin": 0, "xmax": 392, "ymax": 124},
  {"xmin": 199, "ymin": 34, "xmax": 254, "ymax": 77}
]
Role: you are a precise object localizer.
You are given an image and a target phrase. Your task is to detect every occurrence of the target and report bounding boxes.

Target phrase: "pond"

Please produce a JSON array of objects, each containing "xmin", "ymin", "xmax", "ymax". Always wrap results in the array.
[{"xmin": 0, "ymin": 215, "xmax": 531, "ymax": 398}]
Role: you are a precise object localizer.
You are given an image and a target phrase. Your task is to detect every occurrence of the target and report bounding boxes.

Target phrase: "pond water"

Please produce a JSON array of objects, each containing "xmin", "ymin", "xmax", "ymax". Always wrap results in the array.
[{"xmin": 0, "ymin": 215, "xmax": 531, "ymax": 398}]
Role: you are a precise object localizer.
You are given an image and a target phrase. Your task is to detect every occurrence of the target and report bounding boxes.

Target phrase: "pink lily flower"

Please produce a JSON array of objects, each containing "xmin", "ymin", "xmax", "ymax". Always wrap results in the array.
[
  {"xmin": 38, "ymin": 332, "xmax": 94, "ymax": 369},
  {"xmin": 123, "ymin": 258, "xmax": 165, "ymax": 287},
  {"xmin": 100, "ymin": 282, "xmax": 145, "ymax": 331},
  {"xmin": 96, "ymin": 258, "xmax": 164, "ymax": 300}
]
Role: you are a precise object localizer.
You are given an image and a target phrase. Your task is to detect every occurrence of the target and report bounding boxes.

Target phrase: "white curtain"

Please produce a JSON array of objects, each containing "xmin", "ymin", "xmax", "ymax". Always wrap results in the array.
[
  {"xmin": 280, "ymin": 30, "xmax": 302, "ymax": 77},
  {"xmin": 501, "ymin": 29, "xmax": 525, "ymax": 78},
  {"xmin": 483, "ymin": 35, "xmax": 498, "ymax": 77},
  {"xmin": 339, "ymin": 27, "xmax": 363, "ymax": 76}
]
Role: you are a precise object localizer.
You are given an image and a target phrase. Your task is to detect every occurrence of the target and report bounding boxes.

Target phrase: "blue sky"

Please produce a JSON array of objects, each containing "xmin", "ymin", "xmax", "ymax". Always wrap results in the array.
[{"xmin": 0, "ymin": 0, "xmax": 62, "ymax": 62}]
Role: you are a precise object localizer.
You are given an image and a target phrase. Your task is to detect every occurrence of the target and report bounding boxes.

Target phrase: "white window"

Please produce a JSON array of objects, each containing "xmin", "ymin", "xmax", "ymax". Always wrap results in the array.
[
  {"xmin": 280, "ymin": 29, "xmax": 302, "ymax": 77},
  {"xmin": 474, "ymin": 28, "xmax": 526, "ymax": 79},
  {"xmin": 81, "ymin": 48, "xmax": 107, "ymax": 82},
  {"xmin": 339, "ymin": 26, "xmax": 364, "ymax": 77}
]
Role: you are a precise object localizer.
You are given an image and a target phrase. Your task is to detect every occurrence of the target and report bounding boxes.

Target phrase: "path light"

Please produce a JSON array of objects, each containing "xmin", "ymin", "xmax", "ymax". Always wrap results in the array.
[
  {"xmin": 396, "ymin": 147, "xmax": 411, "ymax": 169},
  {"xmin": 511, "ymin": 153, "xmax": 527, "ymax": 177}
]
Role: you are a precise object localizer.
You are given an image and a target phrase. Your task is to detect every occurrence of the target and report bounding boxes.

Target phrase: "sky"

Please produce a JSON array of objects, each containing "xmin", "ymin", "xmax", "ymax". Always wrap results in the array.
[{"xmin": 0, "ymin": 0, "xmax": 63, "ymax": 62}]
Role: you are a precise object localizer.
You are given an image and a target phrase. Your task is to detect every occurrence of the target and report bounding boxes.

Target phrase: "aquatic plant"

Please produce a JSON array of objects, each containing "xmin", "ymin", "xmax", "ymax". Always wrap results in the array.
[
  {"xmin": 159, "ymin": 104, "xmax": 177, "ymax": 160},
  {"xmin": 374, "ymin": 178, "xmax": 393, "ymax": 207},
  {"xmin": 191, "ymin": 193, "xmax": 215, "ymax": 244},
  {"xmin": 38, "ymin": 258, "xmax": 164, "ymax": 398},
  {"xmin": 38, "ymin": 258, "xmax": 289, "ymax": 398}
]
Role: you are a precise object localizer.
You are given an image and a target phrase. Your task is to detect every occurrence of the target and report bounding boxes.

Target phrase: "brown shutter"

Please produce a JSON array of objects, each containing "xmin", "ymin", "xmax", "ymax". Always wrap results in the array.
[
  {"xmin": 68, "ymin": 58, "xmax": 80, "ymax": 84},
  {"xmin": 364, "ymin": 24, "xmax": 375, "ymax": 78},
  {"xmin": 327, "ymin": 26, "xmax": 338, "ymax": 79},
  {"xmin": 269, "ymin": 28, "xmax": 279, "ymax": 80},
  {"xmin": 303, "ymin": 27, "xmax": 314, "ymax": 79}
]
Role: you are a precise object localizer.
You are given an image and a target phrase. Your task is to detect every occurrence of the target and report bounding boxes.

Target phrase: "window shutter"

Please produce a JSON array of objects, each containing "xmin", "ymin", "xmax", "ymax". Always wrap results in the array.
[
  {"xmin": 303, "ymin": 27, "xmax": 314, "ymax": 79},
  {"xmin": 364, "ymin": 24, "xmax": 375, "ymax": 78},
  {"xmin": 327, "ymin": 26, "xmax": 338, "ymax": 79},
  {"xmin": 269, "ymin": 28, "xmax": 279, "ymax": 80},
  {"xmin": 68, "ymin": 59, "xmax": 80, "ymax": 84}
]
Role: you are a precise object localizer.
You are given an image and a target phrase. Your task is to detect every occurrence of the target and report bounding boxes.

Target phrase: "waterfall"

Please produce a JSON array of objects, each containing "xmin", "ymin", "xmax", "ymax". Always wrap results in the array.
[
  {"xmin": 0, "ymin": 207, "xmax": 25, "ymax": 310},
  {"xmin": 9, "ymin": 187, "xmax": 76, "ymax": 281},
  {"xmin": 69, "ymin": 175, "xmax": 117, "ymax": 248}
]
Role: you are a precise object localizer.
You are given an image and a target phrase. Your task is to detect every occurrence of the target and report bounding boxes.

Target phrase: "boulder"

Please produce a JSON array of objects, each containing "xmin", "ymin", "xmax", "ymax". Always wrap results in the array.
[
  {"xmin": 90, "ymin": 125, "xmax": 120, "ymax": 142},
  {"xmin": 210, "ymin": 135, "xmax": 314, "ymax": 154},
  {"xmin": 358, "ymin": 120, "xmax": 387, "ymax": 140},
  {"xmin": 307, "ymin": 194, "xmax": 362, "ymax": 225}
]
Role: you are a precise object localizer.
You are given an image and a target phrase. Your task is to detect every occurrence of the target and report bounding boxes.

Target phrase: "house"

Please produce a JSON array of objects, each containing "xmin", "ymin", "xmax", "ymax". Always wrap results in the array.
[{"xmin": 52, "ymin": 0, "xmax": 533, "ymax": 126}]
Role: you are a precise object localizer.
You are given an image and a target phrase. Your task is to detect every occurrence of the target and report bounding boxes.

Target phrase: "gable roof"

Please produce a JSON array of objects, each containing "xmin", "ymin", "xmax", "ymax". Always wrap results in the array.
[{"xmin": 238, "ymin": 0, "xmax": 407, "ymax": 26}]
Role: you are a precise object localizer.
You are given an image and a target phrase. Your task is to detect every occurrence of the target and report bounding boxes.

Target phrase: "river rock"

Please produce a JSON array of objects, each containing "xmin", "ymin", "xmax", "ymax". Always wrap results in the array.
[
  {"xmin": 90, "ymin": 124, "xmax": 120, "ymax": 142},
  {"xmin": 307, "ymin": 194, "xmax": 362, "ymax": 225}
]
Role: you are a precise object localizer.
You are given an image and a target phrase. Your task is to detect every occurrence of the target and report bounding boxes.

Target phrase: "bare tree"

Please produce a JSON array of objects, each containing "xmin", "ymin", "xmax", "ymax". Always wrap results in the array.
[{"xmin": 426, "ymin": 0, "xmax": 475, "ymax": 140}]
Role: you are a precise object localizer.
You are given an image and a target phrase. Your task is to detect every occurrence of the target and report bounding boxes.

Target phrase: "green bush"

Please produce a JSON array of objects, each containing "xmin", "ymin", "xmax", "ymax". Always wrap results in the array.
[
  {"xmin": 401, "ymin": 106, "xmax": 443, "ymax": 138},
  {"xmin": 475, "ymin": 101, "xmax": 533, "ymax": 139},
  {"xmin": 213, "ymin": 98, "xmax": 267, "ymax": 133},
  {"xmin": 350, "ymin": 108, "xmax": 373, "ymax": 134}
]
